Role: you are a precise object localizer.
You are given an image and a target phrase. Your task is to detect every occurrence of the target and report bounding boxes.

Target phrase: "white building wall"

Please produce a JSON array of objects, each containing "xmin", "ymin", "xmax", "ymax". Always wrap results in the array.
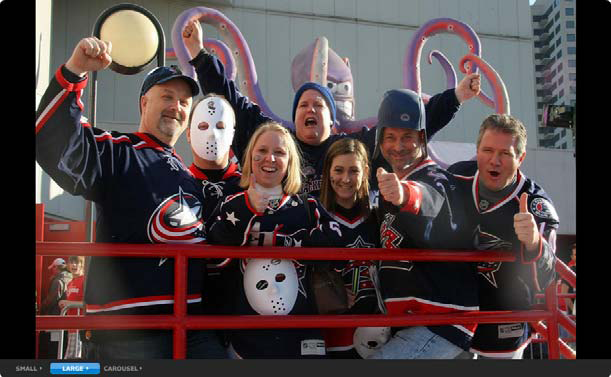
[{"xmin": 38, "ymin": 0, "xmax": 575, "ymax": 234}]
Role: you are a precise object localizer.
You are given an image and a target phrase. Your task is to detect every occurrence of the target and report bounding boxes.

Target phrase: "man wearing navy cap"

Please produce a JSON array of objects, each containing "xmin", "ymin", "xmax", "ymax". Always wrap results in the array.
[{"xmin": 36, "ymin": 37, "xmax": 226, "ymax": 358}]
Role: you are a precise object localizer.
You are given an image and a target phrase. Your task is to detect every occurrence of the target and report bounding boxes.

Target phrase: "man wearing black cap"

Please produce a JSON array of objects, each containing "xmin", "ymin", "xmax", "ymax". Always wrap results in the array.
[
  {"xmin": 36, "ymin": 37, "xmax": 226, "ymax": 358},
  {"xmin": 369, "ymin": 89, "xmax": 479, "ymax": 359},
  {"xmin": 182, "ymin": 20, "xmax": 480, "ymax": 198}
]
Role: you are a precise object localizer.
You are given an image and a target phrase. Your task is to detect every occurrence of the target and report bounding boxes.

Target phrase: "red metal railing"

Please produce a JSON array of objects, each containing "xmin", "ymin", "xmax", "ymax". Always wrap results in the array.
[{"xmin": 35, "ymin": 241, "xmax": 576, "ymax": 359}]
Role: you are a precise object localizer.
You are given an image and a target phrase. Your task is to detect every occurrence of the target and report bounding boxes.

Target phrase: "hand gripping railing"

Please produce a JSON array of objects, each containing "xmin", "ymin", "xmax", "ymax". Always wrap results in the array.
[{"xmin": 35, "ymin": 242, "xmax": 575, "ymax": 359}]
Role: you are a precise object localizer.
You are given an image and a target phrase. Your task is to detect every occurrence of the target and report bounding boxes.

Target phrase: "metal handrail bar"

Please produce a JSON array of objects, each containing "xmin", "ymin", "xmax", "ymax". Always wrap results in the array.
[
  {"xmin": 35, "ymin": 241, "xmax": 573, "ymax": 359},
  {"xmin": 35, "ymin": 242, "xmax": 517, "ymax": 262}
]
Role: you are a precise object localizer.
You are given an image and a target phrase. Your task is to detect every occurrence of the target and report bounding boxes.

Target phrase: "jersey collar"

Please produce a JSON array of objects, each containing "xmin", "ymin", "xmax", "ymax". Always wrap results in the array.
[{"xmin": 473, "ymin": 169, "xmax": 526, "ymax": 214}]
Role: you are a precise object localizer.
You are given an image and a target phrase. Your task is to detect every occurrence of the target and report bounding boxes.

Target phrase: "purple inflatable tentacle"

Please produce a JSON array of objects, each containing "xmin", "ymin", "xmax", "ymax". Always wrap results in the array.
[
  {"xmin": 171, "ymin": 10, "xmax": 199, "ymax": 79},
  {"xmin": 202, "ymin": 39, "xmax": 236, "ymax": 80},
  {"xmin": 172, "ymin": 7, "xmax": 292, "ymax": 128},
  {"xmin": 459, "ymin": 54, "xmax": 510, "ymax": 114},
  {"xmin": 404, "ymin": 18, "xmax": 481, "ymax": 94},
  {"xmin": 428, "ymin": 50, "xmax": 457, "ymax": 89}
]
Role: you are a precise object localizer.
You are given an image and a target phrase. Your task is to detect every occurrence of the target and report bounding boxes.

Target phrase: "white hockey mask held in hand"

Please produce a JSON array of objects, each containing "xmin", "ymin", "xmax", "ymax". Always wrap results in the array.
[
  {"xmin": 353, "ymin": 327, "xmax": 391, "ymax": 358},
  {"xmin": 243, "ymin": 258, "xmax": 299, "ymax": 315},
  {"xmin": 189, "ymin": 96, "xmax": 236, "ymax": 161}
]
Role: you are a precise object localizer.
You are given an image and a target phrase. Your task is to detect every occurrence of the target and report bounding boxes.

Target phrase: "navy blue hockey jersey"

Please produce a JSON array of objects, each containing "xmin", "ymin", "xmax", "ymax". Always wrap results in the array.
[
  {"xmin": 449, "ymin": 160, "xmax": 559, "ymax": 357},
  {"xmin": 374, "ymin": 158, "xmax": 480, "ymax": 351},
  {"xmin": 206, "ymin": 192, "xmax": 328, "ymax": 358},
  {"xmin": 188, "ymin": 162, "xmax": 242, "ymax": 314},
  {"xmin": 35, "ymin": 66, "xmax": 207, "ymax": 326},
  {"xmin": 190, "ymin": 50, "xmax": 460, "ymax": 196},
  {"xmin": 276, "ymin": 204, "xmax": 380, "ymax": 358}
]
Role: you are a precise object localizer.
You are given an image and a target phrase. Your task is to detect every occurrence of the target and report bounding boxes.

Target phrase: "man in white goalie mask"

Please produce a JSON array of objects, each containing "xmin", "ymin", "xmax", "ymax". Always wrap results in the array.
[
  {"xmin": 186, "ymin": 94, "xmax": 244, "ymax": 321},
  {"xmin": 188, "ymin": 95, "xmax": 236, "ymax": 164}
]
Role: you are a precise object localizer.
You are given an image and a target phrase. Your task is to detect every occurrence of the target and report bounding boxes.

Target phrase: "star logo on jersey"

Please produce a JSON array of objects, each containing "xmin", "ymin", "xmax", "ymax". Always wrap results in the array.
[
  {"xmin": 226, "ymin": 211, "xmax": 239, "ymax": 225},
  {"xmin": 147, "ymin": 187, "xmax": 205, "ymax": 244},
  {"xmin": 347, "ymin": 235, "xmax": 376, "ymax": 249},
  {"xmin": 477, "ymin": 262, "xmax": 502, "ymax": 288},
  {"xmin": 380, "ymin": 214, "xmax": 403, "ymax": 249},
  {"xmin": 474, "ymin": 226, "xmax": 513, "ymax": 288}
]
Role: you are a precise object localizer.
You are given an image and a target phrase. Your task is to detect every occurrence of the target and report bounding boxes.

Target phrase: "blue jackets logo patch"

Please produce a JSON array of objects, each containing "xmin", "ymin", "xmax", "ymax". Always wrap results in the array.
[{"xmin": 147, "ymin": 187, "xmax": 205, "ymax": 243}]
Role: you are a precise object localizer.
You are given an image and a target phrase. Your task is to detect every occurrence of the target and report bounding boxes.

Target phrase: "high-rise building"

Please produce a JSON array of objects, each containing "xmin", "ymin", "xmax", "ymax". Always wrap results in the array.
[{"xmin": 531, "ymin": 0, "xmax": 576, "ymax": 150}]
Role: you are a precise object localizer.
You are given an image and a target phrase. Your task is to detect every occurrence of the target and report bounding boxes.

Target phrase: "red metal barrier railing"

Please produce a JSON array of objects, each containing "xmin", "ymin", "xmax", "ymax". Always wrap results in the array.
[{"xmin": 35, "ymin": 241, "xmax": 575, "ymax": 359}]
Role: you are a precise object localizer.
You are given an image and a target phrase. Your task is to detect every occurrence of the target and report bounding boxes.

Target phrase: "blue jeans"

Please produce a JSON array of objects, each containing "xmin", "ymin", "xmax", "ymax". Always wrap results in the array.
[
  {"xmin": 367, "ymin": 327, "xmax": 474, "ymax": 359},
  {"xmin": 94, "ymin": 330, "xmax": 227, "ymax": 359}
]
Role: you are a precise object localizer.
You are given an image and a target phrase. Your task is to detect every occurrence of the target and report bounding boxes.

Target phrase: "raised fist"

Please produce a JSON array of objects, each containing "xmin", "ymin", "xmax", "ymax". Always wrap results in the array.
[{"xmin": 65, "ymin": 37, "xmax": 113, "ymax": 77}]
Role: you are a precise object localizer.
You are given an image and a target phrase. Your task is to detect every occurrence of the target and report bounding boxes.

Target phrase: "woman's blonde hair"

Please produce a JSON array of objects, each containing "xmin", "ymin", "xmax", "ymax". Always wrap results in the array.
[
  {"xmin": 320, "ymin": 138, "xmax": 371, "ymax": 216},
  {"xmin": 239, "ymin": 122, "xmax": 303, "ymax": 195}
]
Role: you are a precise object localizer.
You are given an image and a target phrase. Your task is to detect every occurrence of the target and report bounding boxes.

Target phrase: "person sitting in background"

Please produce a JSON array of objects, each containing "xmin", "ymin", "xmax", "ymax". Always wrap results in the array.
[
  {"xmin": 59, "ymin": 256, "xmax": 85, "ymax": 359},
  {"xmin": 39, "ymin": 258, "xmax": 72, "ymax": 358}
]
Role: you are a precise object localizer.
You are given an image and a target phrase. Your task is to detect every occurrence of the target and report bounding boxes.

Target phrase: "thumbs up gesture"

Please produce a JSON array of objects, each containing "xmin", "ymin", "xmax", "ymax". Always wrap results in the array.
[
  {"xmin": 247, "ymin": 174, "xmax": 270, "ymax": 213},
  {"xmin": 377, "ymin": 167, "xmax": 406, "ymax": 207},
  {"xmin": 513, "ymin": 193, "xmax": 540, "ymax": 252}
]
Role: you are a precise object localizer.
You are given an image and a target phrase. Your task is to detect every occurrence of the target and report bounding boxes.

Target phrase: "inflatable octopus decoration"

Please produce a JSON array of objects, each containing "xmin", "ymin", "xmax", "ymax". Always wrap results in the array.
[{"xmin": 170, "ymin": 8, "xmax": 510, "ymax": 161}]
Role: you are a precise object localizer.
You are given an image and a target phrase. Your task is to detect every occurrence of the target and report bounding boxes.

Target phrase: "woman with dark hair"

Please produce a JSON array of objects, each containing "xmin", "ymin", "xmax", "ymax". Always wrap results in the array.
[{"xmin": 277, "ymin": 138, "xmax": 382, "ymax": 358}]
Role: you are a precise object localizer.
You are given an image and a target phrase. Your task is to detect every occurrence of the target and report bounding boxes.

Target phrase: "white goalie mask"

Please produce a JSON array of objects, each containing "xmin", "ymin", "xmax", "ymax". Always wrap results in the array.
[
  {"xmin": 353, "ymin": 327, "xmax": 391, "ymax": 359},
  {"xmin": 189, "ymin": 96, "xmax": 236, "ymax": 161},
  {"xmin": 243, "ymin": 258, "xmax": 299, "ymax": 315}
]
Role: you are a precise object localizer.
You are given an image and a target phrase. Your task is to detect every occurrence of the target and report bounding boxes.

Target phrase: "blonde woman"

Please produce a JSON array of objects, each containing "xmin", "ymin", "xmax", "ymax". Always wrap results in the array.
[{"xmin": 207, "ymin": 122, "xmax": 326, "ymax": 359}]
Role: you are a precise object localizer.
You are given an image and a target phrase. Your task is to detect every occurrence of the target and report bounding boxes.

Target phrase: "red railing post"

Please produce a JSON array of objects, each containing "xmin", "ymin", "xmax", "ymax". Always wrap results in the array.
[
  {"xmin": 35, "ymin": 203, "xmax": 44, "ymax": 359},
  {"xmin": 173, "ymin": 252, "xmax": 187, "ymax": 359},
  {"xmin": 544, "ymin": 282, "xmax": 560, "ymax": 359}
]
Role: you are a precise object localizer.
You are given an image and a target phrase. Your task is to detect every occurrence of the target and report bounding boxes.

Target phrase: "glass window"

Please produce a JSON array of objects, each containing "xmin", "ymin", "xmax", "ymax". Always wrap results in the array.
[
  {"xmin": 567, "ymin": 34, "xmax": 576, "ymax": 42},
  {"xmin": 566, "ymin": 20, "xmax": 575, "ymax": 28},
  {"xmin": 568, "ymin": 47, "xmax": 576, "ymax": 54},
  {"xmin": 565, "ymin": 8, "xmax": 574, "ymax": 16},
  {"xmin": 568, "ymin": 60, "xmax": 576, "ymax": 67}
]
